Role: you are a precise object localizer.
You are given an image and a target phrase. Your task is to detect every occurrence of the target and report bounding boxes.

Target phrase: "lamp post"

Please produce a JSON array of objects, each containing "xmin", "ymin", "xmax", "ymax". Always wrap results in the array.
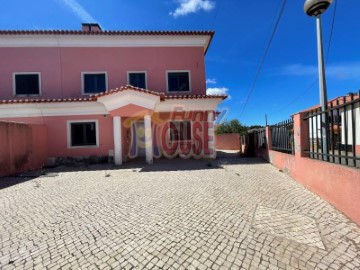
[{"xmin": 304, "ymin": 0, "xmax": 333, "ymax": 161}]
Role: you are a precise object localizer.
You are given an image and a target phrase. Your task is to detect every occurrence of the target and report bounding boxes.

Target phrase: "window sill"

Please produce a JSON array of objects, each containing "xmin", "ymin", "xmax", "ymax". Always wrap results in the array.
[
  {"xmin": 68, "ymin": 145, "xmax": 99, "ymax": 149},
  {"xmin": 166, "ymin": 91, "xmax": 191, "ymax": 94},
  {"xmin": 14, "ymin": 94, "xmax": 41, "ymax": 97},
  {"xmin": 82, "ymin": 92, "xmax": 106, "ymax": 95}
]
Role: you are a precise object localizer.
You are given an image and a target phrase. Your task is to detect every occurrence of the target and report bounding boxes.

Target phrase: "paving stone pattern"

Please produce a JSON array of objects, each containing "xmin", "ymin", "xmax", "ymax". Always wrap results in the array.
[
  {"xmin": 253, "ymin": 206, "xmax": 325, "ymax": 250},
  {"xmin": 0, "ymin": 158, "xmax": 359, "ymax": 270}
]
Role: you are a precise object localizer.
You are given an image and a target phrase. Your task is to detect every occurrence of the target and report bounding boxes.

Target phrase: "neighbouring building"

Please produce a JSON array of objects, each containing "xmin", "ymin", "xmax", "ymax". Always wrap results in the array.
[
  {"xmin": 0, "ymin": 23, "xmax": 226, "ymax": 165},
  {"xmin": 304, "ymin": 93, "xmax": 360, "ymax": 153}
]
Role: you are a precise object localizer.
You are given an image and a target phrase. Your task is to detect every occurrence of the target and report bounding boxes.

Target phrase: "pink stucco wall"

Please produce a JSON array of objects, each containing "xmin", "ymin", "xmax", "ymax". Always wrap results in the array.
[
  {"xmin": 265, "ymin": 150, "xmax": 360, "ymax": 225},
  {"xmin": 0, "ymin": 115, "xmax": 114, "ymax": 158},
  {"xmin": 253, "ymin": 114, "xmax": 360, "ymax": 225},
  {"xmin": 215, "ymin": 134, "xmax": 240, "ymax": 150},
  {"xmin": 0, "ymin": 47, "xmax": 206, "ymax": 100},
  {"xmin": 0, "ymin": 108, "xmax": 217, "ymax": 165},
  {"xmin": 0, "ymin": 121, "xmax": 47, "ymax": 177}
]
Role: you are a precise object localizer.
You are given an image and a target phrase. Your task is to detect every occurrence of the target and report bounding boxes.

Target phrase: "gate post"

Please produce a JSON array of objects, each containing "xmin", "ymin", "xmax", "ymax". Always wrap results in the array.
[{"xmin": 265, "ymin": 126, "xmax": 272, "ymax": 151}]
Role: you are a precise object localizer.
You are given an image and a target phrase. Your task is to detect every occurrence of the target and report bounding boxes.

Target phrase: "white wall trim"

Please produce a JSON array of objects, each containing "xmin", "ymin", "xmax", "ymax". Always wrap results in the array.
[
  {"xmin": 156, "ymin": 98, "xmax": 222, "ymax": 112},
  {"xmin": 0, "ymin": 97, "xmax": 223, "ymax": 119},
  {"xmin": 166, "ymin": 70, "xmax": 191, "ymax": 94},
  {"xmin": 12, "ymin": 72, "xmax": 41, "ymax": 97},
  {"xmin": 0, "ymin": 102, "xmax": 108, "ymax": 118},
  {"xmin": 81, "ymin": 71, "xmax": 108, "ymax": 95},
  {"xmin": 67, "ymin": 119, "xmax": 99, "ymax": 149},
  {"xmin": 97, "ymin": 90, "xmax": 160, "ymax": 111},
  {"xmin": 0, "ymin": 35, "xmax": 210, "ymax": 52},
  {"xmin": 127, "ymin": 71, "xmax": 148, "ymax": 89}
]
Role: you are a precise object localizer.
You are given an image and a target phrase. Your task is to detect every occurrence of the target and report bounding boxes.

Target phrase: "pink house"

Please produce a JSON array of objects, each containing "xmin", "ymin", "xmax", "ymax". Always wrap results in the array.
[{"xmin": 0, "ymin": 24, "xmax": 226, "ymax": 165}]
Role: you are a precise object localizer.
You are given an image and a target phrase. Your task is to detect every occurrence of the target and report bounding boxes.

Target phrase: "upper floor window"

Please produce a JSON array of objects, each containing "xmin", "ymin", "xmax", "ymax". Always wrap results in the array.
[
  {"xmin": 14, "ymin": 73, "xmax": 41, "ymax": 96},
  {"xmin": 82, "ymin": 72, "xmax": 107, "ymax": 94},
  {"xmin": 167, "ymin": 71, "xmax": 190, "ymax": 92},
  {"xmin": 128, "ymin": 72, "xmax": 147, "ymax": 89}
]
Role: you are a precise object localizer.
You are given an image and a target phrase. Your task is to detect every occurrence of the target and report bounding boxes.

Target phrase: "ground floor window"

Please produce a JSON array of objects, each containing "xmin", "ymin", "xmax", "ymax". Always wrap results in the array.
[
  {"xmin": 169, "ymin": 121, "xmax": 191, "ymax": 141},
  {"xmin": 68, "ymin": 121, "xmax": 98, "ymax": 147}
]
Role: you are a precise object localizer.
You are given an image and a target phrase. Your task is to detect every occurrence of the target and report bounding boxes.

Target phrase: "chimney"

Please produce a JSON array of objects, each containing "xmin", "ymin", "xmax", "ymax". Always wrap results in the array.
[{"xmin": 82, "ymin": 23, "xmax": 102, "ymax": 32}]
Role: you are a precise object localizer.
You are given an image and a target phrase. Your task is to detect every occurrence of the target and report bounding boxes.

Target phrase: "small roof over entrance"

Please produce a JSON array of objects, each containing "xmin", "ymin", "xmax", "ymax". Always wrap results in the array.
[{"xmin": 94, "ymin": 86, "xmax": 162, "ymax": 117}]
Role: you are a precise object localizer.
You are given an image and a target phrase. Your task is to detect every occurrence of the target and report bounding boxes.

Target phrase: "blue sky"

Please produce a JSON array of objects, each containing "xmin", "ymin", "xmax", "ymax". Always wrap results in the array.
[{"xmin": 1, "ymin": 0, "xmax": 360, "ymax": 125}]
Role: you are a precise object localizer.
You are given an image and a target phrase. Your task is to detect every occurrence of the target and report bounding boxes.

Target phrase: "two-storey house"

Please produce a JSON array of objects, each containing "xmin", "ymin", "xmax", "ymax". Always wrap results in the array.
[{"xmin": 0, "ymin": 24, "xmax": 226, "ymax": 165}]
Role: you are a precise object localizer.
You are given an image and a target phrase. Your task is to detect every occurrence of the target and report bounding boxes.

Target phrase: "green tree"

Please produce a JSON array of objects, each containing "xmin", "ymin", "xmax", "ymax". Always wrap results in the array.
[{"xmin": 215, "ymin": 119, "xmax": 248, "ymax": 135}]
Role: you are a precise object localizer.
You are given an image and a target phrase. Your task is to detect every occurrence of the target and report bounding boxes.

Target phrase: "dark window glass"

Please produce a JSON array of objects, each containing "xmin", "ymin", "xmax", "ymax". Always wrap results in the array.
[
  {"xmin": 170, "ymin": 121, "xmax": 191, "ymax": 141},
  {"xmin": 129, "ymin": 73, "xmax": 146, "ymax": 89},
  {"xmin": 15, "ymin": 74, "xmax": 40, "ymax": 95},
  {"xmin": 84, "ymin": 74, "xmax": 106, "ymax": 93},
  {"xmin": 168, "ymin": 72, "xmax": 190, "ymax": 92},
  {"xmin": 71, "ymin": 122, "xmax": 97, "ymax": 146}
]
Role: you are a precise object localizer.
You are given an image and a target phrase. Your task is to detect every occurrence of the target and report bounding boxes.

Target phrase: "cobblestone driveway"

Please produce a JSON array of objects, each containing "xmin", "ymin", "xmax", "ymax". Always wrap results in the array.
[{"xmin": 0, "ymin": 158, "xmax": 359, "ymax": 270}]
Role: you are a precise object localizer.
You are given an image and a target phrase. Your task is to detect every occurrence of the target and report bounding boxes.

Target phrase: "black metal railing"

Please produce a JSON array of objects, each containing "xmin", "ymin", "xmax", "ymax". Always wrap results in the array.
[
  {"xmin": 271, "ymin": 119, "xmax": 294, "ymax": 154},
  {"xmin": 304, "ymin": 91, "xmax": 360, "ymax": 168}
]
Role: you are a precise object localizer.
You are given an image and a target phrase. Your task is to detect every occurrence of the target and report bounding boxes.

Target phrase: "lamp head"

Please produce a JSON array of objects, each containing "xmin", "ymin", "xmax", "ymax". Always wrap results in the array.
[{"xmin": 304, "ymin": 0, "xmax": 333, "ymax": 17}]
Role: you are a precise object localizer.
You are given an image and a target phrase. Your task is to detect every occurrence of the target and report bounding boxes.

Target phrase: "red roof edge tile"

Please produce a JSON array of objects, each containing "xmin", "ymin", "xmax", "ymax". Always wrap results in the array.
[
  {"xmin": 301, "ymin": 93, "xmax": 360, "ymax": 113},
  {"xmin": 0, "ymin": 30, "xmax": 215, "ymax": 37},
  {"xmin": 91, "ymin": 85, "xmax": 165, "ymax": 100},
  {"xmin": 0, "ymin": 97, "xmax": 95, "ymax": 104},
  {"xmin": 0, "ymin": 88, "xmax": 227, "ymax": 105},
  {"xmin": 164, "ymin": 94, "xmax": 227, "ymax": 100}
]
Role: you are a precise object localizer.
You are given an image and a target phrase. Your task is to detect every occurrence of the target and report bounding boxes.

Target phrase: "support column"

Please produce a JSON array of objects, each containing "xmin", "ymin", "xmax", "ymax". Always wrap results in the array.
[
  {"xmin": 265, "ymin": 125, "xmax": 272, "ymax": 151},
  {"xmin": 113, "ymin": 116, "xmax": 122, "ymax": 165},
  {"xmin": 207, "ymin": 111, "xmax": 216, "ymax": 159},
  {"xmin": 294, "ymin": 112, "xmax": 310, "ymax": 158},
  {"xmin": 144, "ymin": 115, "xmax": 153, "ymax": 164}
]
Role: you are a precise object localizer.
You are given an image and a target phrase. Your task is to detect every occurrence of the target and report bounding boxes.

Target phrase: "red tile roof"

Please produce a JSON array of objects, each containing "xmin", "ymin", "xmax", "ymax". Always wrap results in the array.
[
  {"xmin": 165, "ymin": 94, "xmax": 227, "ymax": 100},
  {"xmin": 302, "ymin": 93, "xmax": 360, "ymax": 112},
  {"xmin": 0, "ymin": 86, "xmax": 227, "ymax": 104},
  {"xmin": 0, "ymin": 29, "xmax": 214, "ymax": 55},
  {"xmin": 92, "ymin": 85, "xmax": 164, "ymax": 99},
  {"xmin": 0, "ymin": 97, "xmax": 94, "ymax": 104},
  {"xmin": 0, "ymin": 30, "xmax": 214, "ymax": 37}
]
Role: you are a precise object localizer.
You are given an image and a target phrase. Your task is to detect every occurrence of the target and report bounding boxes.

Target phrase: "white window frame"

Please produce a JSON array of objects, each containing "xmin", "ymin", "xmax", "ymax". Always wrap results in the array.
[
  {"xmin": 81, "ymin": 71, "xmax": 108, "ymax": 95},
  {"xmin": 127, "ymin": 71, "xmax": 148, "ymax": 89},
  {"xmin": 67, "ymin": 120, "xmax": 99, "ymax": 149},
  {"xmin": 168, "ymin": 120, "xmax": 192, "ymax": 142},
  {"xmin": 166, "ymin": 70, "xmax": 191, "ymax": 93},
  {"xmin": 13, "ymin": 72, "xmax": 41, "ymax": 97}
]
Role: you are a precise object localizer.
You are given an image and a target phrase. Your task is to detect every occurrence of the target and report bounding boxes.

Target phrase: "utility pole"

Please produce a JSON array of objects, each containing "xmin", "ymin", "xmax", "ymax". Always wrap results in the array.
[{"xmin": 304, "ymin": 0, "xmax": 333, "ymax": 161}]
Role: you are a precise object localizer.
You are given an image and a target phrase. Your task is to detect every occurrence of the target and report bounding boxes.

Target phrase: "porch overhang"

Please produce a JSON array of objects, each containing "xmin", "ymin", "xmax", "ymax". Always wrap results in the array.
[{"xmin": 94, "ymin": 86, "xmax": 162, "ymax": 117}]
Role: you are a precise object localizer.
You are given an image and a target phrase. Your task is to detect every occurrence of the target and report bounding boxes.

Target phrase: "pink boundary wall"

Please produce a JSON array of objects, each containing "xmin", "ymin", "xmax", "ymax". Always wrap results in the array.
[
  {"xmin": 0, "ymin": 121, "xmax": 48, "ymax": 177},
  {"xmin": 257, "ymin": 113, "xmax": 360, "ymax": 225},
  {"xmin": 215, "ymin": 134, "xmax": 240, "ymax": 150}
]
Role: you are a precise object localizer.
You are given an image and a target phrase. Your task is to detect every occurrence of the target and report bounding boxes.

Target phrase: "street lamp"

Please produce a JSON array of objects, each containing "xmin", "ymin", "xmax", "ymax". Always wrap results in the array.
[{"xmin": 304, "ymin": 0, "xmax": 333, "ymax": 161}]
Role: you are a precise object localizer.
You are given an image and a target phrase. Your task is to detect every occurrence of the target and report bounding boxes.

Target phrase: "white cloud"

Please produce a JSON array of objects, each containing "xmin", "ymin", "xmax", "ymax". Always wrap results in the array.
[
  {"xmin": 206, "ymin": 87, "xmax": 230, "ymax": 99},
  {"xmin": 170, "ymin": 0, "xmax": 215, "ymax": 18},
  {"xmin": 56, "ymin": 0, "xmax": 98, "ymax": 24},
  {"xmin": 206, "ymin": 78, "xmax": 217, "ymax": 84},
  {"xmin": 277, "ymin": 62, "xmax": 360, "ymax": 79},
  {"xmin": 278, "ymin": 64, "xmax": 317, "ymax": 76}
]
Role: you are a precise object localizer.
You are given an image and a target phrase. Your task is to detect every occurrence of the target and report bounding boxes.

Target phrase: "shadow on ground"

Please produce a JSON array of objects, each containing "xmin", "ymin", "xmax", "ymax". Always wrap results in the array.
[{"xmin": 0, "ymin": 153, "xmax": 268, "ymax": 190}]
